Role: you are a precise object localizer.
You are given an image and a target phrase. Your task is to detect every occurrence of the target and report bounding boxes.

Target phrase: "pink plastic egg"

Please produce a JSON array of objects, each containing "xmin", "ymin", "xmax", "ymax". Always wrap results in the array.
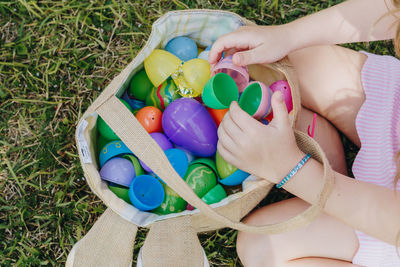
[{"xmin": 270, "ymin": 80, "xmax": 293, "ymax": 113}]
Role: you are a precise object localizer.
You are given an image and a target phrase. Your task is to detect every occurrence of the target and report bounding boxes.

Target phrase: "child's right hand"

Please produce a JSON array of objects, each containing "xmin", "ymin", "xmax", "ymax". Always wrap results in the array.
[{"xmin": 208, "ymin": 25, "xmax": 296, "ymax": 67}]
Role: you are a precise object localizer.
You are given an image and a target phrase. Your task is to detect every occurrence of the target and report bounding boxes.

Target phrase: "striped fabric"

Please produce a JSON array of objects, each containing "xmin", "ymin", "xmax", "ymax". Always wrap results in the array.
[{"xmin": 352, "ymin": 51, "xmax": 400, "ymax": 266}]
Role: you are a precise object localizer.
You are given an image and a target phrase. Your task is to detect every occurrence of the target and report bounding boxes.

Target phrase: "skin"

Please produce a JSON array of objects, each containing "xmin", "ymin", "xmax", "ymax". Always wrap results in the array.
[{"xmin": 209, "ymin": 0, "xmax": 400, "ymax": 266}]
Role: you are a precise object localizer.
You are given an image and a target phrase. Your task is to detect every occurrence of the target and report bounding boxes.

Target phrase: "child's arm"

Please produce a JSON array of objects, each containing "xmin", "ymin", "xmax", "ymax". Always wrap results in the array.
[
  {"xmin": 218, "ymin": 94, "xmax": 400, "ymax": 246},
  {"xmin": 291, "ymin": 0, "xmax": 398, "ymax": 48},
  {"xmin": 209, "ymin": 0, "xmax": 398, "ymax": 66}
]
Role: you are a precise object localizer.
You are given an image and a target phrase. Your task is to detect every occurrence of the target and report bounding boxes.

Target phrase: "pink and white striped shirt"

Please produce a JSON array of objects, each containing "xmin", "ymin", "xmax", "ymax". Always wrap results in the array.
[{"xmin": 351, "ymin": 51, "xmax": 400, "ymax": 267}]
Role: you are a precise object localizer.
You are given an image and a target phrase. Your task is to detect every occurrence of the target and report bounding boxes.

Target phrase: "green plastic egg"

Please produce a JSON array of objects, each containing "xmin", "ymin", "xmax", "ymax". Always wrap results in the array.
[
  {"xmin": 184, "ymin": 163, "xmax": 217, "ymax": 198},
  {"xmin": 191, "ymin": 158, "xmax": 218, "ymax": 176},
  {"xmin": 145, "ymin": 78, "xmax": 180, "ymax": 110},
  {"xmin": 122, "ymin": 154, "xmax": 144, "ymax": 177},
  {"xmin": 97, "ymin": 134, "xmax": 119, "ymax": 154},
  {"xmin": 216, "ymin": 150, "xmax": 237, "ymax": 179},
  {"xmin": 129, "ymin": 68, "xmax": 153, "ymax": 101},
  {"xmin": 201, "ymin": 184, "xmax": 227, "ymax": 205},
  {"xmin": 97, "ymin": 99, "xmax": 132, "ymax": 140},
  {"xmin": 152, "ymin": 184, "xmax": 187, "ymax": 215},
  {"xmin": 109, "ymin": 184, "xmax": 131, "ymax": 203}
]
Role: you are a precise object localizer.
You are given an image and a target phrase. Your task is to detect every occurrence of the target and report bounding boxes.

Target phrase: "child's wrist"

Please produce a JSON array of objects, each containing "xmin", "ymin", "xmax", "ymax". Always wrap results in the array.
[{"xmin": 269, "ymin": 149, "xmax": 306, "ymax": 184}]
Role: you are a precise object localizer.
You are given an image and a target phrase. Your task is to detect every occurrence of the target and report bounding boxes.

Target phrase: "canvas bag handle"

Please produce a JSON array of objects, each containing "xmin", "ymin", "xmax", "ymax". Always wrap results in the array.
[
  {"xmin": 96, "ymin": 90, "xmax": 335, "ymax": 234},
  {"xmin": 66, "ymin": 208, "xmax": 138, "ymax": 267}
]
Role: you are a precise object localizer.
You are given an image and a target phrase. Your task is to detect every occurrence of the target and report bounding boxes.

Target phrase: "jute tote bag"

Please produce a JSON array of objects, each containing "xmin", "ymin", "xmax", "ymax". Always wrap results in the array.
[{"xmin": 67, "ymin": 9, "xmax": 335, "ymax": 267}]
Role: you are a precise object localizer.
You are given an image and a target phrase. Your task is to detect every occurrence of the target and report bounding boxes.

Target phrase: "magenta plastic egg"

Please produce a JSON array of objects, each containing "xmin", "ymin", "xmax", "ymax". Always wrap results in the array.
[
  {"xmin": 100, "ymin": 157, "xmax": 135, "ymax": 187},
  {"xmin": 140, "ymin": 132, "xmax": 173, "ymax": 172},
  {"xmin": 162, "ymin": 98, "xmax": 218, "ymax": 157},
  {"xmin": 270, "ymin": 80, "xmax": 293, "ymax": 113}
]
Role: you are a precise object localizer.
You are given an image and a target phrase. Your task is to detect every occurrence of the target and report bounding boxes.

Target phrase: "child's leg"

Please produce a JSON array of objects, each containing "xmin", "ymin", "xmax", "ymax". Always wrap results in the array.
[
  {"xmin": 237, "ymin": 197, "xmax": 359, "ymax": 267},
  {"xmin": 288, "ymin": 45, "xmax": 367, "ymax": 147},
  {"xmin": 294, "ymin": 106, "xmax": 347, "ymax": 175}
]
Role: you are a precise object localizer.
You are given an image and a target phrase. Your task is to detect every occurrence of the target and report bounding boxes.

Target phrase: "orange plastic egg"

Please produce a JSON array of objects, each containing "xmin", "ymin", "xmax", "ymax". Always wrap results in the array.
[
  {"xmin": 136, "ymin": 106, "xmax": 163, "ymax": 133},
  {"xmin": 207, "ymin": 108, "xmax": 228, "ymax": 126}
]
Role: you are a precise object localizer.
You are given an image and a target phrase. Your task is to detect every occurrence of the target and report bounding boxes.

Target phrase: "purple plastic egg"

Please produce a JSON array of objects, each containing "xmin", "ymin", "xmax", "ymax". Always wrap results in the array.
[
  {"xmin": 140, "ymin": 132, "xmax": 173, "ymax": 172},
  {"xmin": 270, "ymin": 80, "xmax": 293, "ymax": 113},
  {"xmin": 100, "ymin": 157, "xmax": 135, "ymax": 187},
  {"xmin": 162, "ymin": 98, "xmax": 218, "ymax": 157}
]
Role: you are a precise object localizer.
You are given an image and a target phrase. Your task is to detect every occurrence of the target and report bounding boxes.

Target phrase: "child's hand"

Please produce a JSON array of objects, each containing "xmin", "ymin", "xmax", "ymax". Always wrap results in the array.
[
  {"xmin": 217, "ymin": 91, "xmax": 304, "ymax": 183},
  {"xmin": 208, "ymin": 25, "xmax": 295, "ymax": 67}
]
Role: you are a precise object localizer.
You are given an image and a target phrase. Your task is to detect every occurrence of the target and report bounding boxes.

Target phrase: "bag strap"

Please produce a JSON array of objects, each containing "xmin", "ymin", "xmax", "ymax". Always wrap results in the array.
[
  {"xmin": 96, "ymin": 93, "xmax": 335, "ymax": 234},
  {"xmin": 66, "ymin": 208, "xmax": 138, "ymax": 267},
  {"xmin": 141, "ymin": 216, "xmax": 204, "ymax": 267}
]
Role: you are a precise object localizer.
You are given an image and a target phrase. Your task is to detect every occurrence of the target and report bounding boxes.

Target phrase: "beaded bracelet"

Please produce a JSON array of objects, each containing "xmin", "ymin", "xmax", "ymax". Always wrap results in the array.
[{"xmin": 276, "ymin": 153, "xmax": 311, "ymax": 189}]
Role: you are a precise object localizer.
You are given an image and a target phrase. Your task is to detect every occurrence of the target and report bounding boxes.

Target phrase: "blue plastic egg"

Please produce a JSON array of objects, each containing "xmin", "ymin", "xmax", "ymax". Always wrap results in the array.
[{"xmin": 165, "ymin": 36, "xmax": 198, "ymax": 62}]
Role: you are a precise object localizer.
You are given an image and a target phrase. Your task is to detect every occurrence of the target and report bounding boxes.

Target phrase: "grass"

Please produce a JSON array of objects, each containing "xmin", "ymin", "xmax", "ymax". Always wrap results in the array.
[{"xmin": 0, "ymin": 0, "xmax": 395, "ymax": 266}]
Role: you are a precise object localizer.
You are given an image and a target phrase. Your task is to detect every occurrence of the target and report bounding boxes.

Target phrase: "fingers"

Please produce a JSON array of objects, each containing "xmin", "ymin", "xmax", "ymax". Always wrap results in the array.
[
  {"xmin": 269, "ymin": 91, "xmax": 290, "ymax": 129},
  {"xmin": 228, "ymin": 101, "xmax": 259, "ymax": 134},
  {"xmin": 232, "ymin": 45, "xmax": 266, "ymax": 66},
  {"xmin": 217, "ymin": 125, "xmax": 239, "ymax": 154},
  {"xmin": 208, "ymin": 28, "xmax": 255, "ymax": 65}
]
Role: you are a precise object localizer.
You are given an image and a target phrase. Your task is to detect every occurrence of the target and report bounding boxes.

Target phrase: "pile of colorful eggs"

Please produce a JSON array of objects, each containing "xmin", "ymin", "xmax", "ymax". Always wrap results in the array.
[{"xmin": 96, "ymin": 36, "xmax": 293, "ymax": 214}]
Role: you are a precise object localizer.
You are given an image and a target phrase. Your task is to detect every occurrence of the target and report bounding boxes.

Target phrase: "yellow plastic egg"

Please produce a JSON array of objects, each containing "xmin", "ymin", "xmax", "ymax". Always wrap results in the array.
[
  {"xmin": 144, "ymin": 49, "xmax": 182, "ymax": 87},
  {"xmin": 182, "ymin": 58, "xmax": 211, "ymax": 97}
]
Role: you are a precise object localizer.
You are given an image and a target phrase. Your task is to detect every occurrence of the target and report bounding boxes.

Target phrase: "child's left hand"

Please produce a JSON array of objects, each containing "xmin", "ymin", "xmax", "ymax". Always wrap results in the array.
[{"xmin": 217, "ymin": 91, "xmax": 304, "ymax": 184}]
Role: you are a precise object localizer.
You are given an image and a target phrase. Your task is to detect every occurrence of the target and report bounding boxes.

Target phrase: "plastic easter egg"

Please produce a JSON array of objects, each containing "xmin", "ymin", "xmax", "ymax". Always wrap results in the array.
[
  {"xmin": 215, "ymin": 150, "xmax": 237, "ymax": 178},
  {"xmin": 270, "ymin": 80, "xmax": 293, "ymax": 113},
  {"xmin": 212, "ymin": 55, "xmax": 249, "ymax": 92},
  {"xmin": 207, "ymin": 108, "xmax": 228, "ymax": 126},
  {"xmin": 99, "ymin": 140, "xmax": 133, "ymax": 167},
  {"xmin": 97, "ymin": 134, "xmax": 118, "ymax": 154},
  {"xmin": 239, "ymin": 81, "xmax": 272, "ymax": 119},
  {"xmin": 202, "ymin": 73, "xmax": 239, "ymax": 109},
  {"xmin": 135, "ymin": 106, "xmax": 163, "ymax": 133},
  {"xmin": 97, "ymin": 99, "xmax": 133, "ymax": 140},
  {"xmin": 184, "ymin": 163, "xmax": 217, "ymax": 198},
  {"xmin": 181, "ymin": 58, "xmax": 211, "ymax": 97},
  {"xmin": 144, "ymin": 49, "xmax": 181, "ymax": 87},
  {"xmin": 129, "ymin": 68, "xmax": 154, "ymax": 101},
  {"xmin": 122, "ymin": 154, "xmax": 144, "ymax": 177},
  {"xmin": 164, "ymin": 148, "xmax": 189, "ymax": 178},
  {"xmin": 198, "ymin": 50, "xmax": 209, "ymax": 60},
  {"xmin": 100, "ymin": 157, "xmax": 135, "ymax": 187},
  {"xmin": 162, "ymin": 98, "xmax": 218, "ymax": 157},
  {"xmin": 216, "ymin": 151, "xmax": 249, "ymax": 186},
  {"xmin": 165, "ymin": 36, "xmax": 198, "ymax": 62},
  {"xmin": 145, "ymin": 78, "xmax": 180, "ymax": 110},
  {"xmin": 261, "ymin": 119, "xmax": 269, "ymax": 125},
  {"xmin": 201, "ymin": 184, "xmax": 227, "ymax": 205},
  {"xmin": 173, "ymin": 145, "xmax": 195, "ymax": 163},
  {"xmin": 140, "ymin": 132, "xmax": 173, "ymax": 172},
  {"xmin": 191, "ymin": 158, "xmax": 218, "ymax": 176},
  {"xmin": 109, "ymin": 183, "xmax": 131, "ymax": 203},
  {"xmin": 219, "ymin": 169, "xmax": 249, "ymax": 186},
  {"xmin": 152, "ymin": 184, "xmax": 187, "ymax": 215},
  {"xmin": 122, "ymin": 91, "xmax": 146, "ymax": 110},
  {"xmin": 129, "ymin": 175, "xmax": 165, "ymax": 211}
]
